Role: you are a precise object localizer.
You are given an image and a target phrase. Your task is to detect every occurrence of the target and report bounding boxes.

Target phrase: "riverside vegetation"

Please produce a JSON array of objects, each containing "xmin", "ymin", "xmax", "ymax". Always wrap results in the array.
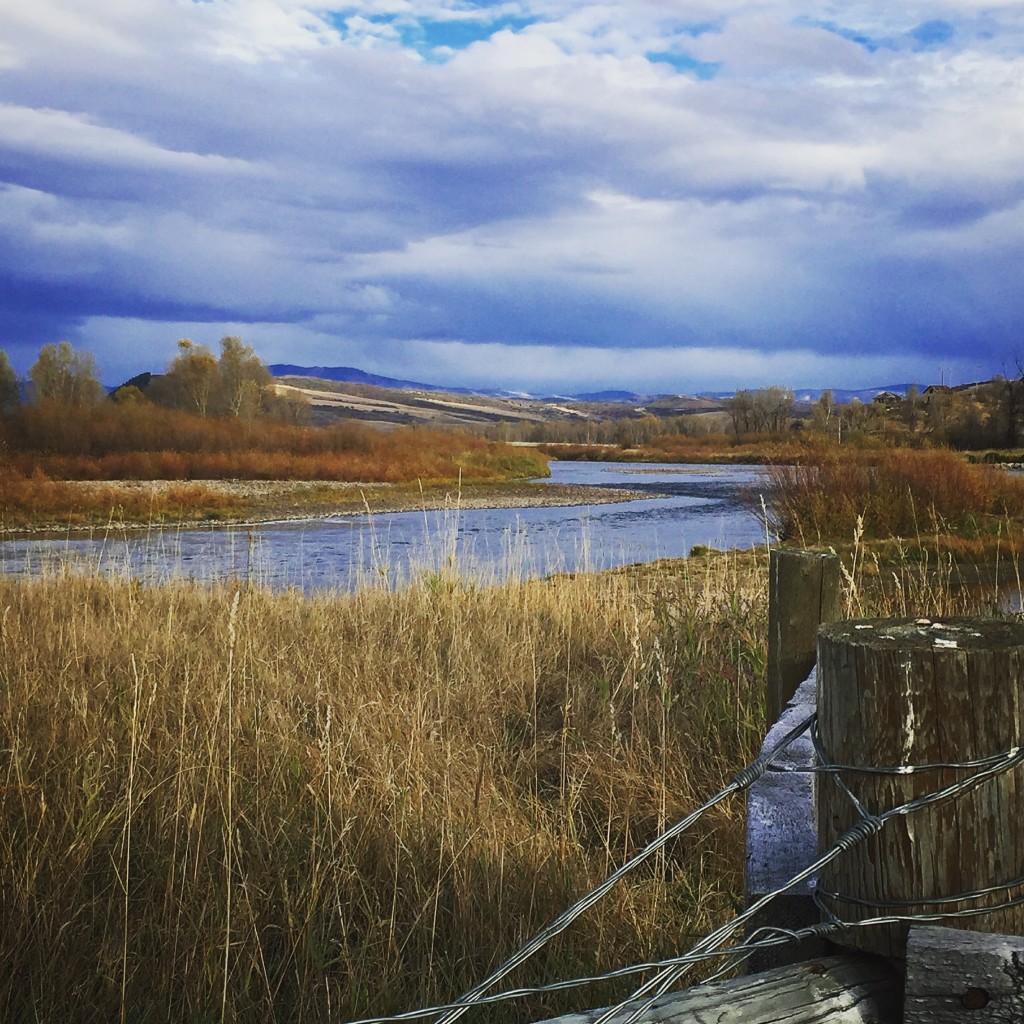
[
  {"xmin": 4, "ymin": 340, "xmax": 1024, "ymax": 1021},
  {"xmin": 0, "ymin": 536, "xmax": 1012, "ymax": 1024}
]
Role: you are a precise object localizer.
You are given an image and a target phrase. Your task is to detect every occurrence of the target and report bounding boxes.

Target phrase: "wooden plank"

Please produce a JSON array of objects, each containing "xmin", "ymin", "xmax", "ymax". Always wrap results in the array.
[
  {"xmin": 766, "ymin": 549, "xmax": 841, "ymax": 726},
  {"xmin": 904, "ymin": 925, "xmax": 1024, "ymax": 1023},
  {"xmin": 816, "ymin": 618, "xmax": 1024, "ymax": 959},
  {"xmin": 531, "ymin": 956, "xmax": 900, "ymax": 1024}
]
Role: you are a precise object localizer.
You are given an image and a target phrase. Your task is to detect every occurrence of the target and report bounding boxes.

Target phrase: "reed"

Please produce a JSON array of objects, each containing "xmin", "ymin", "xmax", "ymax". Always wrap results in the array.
[
  {"xmin": 0, "ymin": 553, "xmax": 766, "ymax": 1024},
  {"xmin": 763, "ymin": 448, "xmax": 1024, "ymax": 546}
]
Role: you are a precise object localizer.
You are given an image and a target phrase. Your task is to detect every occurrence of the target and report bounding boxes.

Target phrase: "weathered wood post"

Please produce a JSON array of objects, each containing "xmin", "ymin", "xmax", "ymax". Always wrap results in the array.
[
  {"xmin": 745, "ymin": 550, "xmax": 838, "ymax": 973},
  {"xmin": 767, "ymin": 549, "xmax": 841, "ymax": 725},
  {"xmin": 533, "ymin": 956, "xmax": 901, "ymax": 1024},
  {"xmin": 816, "ymin": 617, "xmax": 1024, "ymax": 960}
]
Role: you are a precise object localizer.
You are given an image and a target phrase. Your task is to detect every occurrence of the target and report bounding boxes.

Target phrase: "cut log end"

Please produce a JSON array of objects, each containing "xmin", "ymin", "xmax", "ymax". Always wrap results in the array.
[{"xmin": 816, "ymin": 616, "xmax": 1024, "ymax": 959}]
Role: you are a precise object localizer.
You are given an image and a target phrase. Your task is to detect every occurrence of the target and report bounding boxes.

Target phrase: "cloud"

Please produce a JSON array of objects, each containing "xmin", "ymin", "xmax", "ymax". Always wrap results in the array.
[{"xmin": 1, "ymin": 0, "xmax": 1023, "ymax": 391}]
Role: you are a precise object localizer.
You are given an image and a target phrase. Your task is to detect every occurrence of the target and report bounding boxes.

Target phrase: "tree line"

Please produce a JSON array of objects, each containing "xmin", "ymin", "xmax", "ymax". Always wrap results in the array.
[{"xmin": 0, "ymin": 337, "xmax": 309, "ymax": 423}]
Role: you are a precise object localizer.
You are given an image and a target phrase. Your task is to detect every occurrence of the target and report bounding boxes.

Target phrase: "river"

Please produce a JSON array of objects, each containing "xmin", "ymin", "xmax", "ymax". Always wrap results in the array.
[{"xmin": 0, "ymin": 462, "xmax": 769, "ymax": 591}]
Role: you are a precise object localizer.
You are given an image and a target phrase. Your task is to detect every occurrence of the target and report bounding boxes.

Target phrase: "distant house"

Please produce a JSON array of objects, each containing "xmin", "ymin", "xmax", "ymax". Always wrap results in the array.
[
  {"xmin": 922, "ymin": 384, "xmax": 953, "ymax": 405},
  {"xmin": 872, "ymin": 391, "xmax": 902, "ymax": 410}
]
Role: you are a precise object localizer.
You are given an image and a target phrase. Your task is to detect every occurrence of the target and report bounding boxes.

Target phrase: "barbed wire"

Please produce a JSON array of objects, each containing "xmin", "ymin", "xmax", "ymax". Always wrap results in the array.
[
  {"xmin": 347, "ymin": 713, "xmax": 815, "ymax": 1024},
  {"xmin": 346, "ymin": 706, "xmax": 1024, "ymax": 1024},
  {"xmin": 421, "ymin": 711, "xmax": 817, "ymax": 1024},
  {"xmin": 343, "ymin": 884, "xmax": 1024, "ymax": 1024}
]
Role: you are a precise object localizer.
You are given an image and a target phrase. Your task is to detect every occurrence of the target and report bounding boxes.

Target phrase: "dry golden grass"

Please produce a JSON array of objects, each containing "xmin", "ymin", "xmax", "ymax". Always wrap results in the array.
[
  {"xmin": 1, "ymin": 527, "xmax": 1014, "ymax": 1024},
  {"xmin": 763, "ymin": 448, "xmax": 1024, "ymax": 546},
  {"xmin": 0, "ymin": 552, "xmax": 769, "ymax": 1024}
]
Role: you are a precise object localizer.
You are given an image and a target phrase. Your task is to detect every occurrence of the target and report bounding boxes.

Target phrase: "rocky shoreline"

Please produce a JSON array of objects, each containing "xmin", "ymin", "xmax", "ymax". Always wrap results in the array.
[{"xmin": 2, "ymin": 478, "xmax": 645, "ymax": 536}]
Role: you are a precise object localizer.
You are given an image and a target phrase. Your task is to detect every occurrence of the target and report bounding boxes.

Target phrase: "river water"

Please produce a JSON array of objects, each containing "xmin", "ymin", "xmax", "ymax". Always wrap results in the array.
[{"xmin": 0, "ymin": 462, "xmax": 769, "ymax": 591}]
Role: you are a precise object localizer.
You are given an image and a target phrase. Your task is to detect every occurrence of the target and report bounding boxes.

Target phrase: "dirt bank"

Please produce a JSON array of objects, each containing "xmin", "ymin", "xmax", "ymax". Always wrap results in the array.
[{"xmin": 2, "ymin": 479, "xmax": 645, "ymax": 535}]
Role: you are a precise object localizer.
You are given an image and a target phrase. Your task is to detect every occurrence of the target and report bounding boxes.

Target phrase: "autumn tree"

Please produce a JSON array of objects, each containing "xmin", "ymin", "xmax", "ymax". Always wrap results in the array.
[
  {"xmin": 725, "ymin": 390, "xmax": 755, "ymax": 434},
  {"xmin": 811, "ymin": 390, "xmax": 835, "ymax": 436},
  {"xmin": 157, "ymin": 339, "xmax": 219, "ymax": 417},
  {"xmin": 29, "ymin": 341, "xmax": 104, "ymax": 406},
  {"xmin": 727, "ymin": 387, "xmax": 793, "ymax": 434},
  {"xmin": 215, "ymin": 336, "xmax": 272, "ymax": 418},
  {"xmin": 751, "ymin": 386, "xmax": 794, "ymax": 433},
  {"xmin": 0, "ymin": 349, "xmax": 19, "ymax": 411},
  {"xmin": 901, "ymin": 384, "xmax": 922, "ymax": 433},
  {"xmin": 261, "ymin": 385, "xmax": 312, "ymax": 425}
]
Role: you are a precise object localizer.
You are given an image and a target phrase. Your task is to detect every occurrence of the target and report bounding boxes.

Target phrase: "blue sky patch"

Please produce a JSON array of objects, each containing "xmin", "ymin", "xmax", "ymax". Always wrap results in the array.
[
  {"xmin": 408, "ymin": 15, "xmax": 534, "ymax": 55},
  {"xmin": 794, "ymin": 17, "xmax": 886, "ymax": 52},
  {"xmin": 910, "ymin": 20, "xmax": 956, "ymax": 49},
  {"xmin": 672, "ymin": 21, "xmax": 722, "ymax": 39},
  {"xmin": 647, "ymin": 52, "xmax": 720, "ymax": 80},
  {"xmin": 325, "ymin": 8, "xmax": 537, "ymax": 59}
]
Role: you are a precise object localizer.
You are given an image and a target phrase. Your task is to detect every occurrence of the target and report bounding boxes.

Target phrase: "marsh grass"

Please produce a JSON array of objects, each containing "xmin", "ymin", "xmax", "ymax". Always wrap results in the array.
[
  {"xmin": 0, "ymin": 552, "xmax": 768, "ymax": 1024},
  {"xmin": 763, "ymin": 448, "xmax": 1024, "ymax": 547},
  {"xmin": 1, "ymin": 526, "xmax": 1014, "ymax": 1024}
]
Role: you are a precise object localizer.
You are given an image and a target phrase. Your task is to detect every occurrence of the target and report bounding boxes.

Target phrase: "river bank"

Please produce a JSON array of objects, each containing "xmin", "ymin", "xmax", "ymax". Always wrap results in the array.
[{"xmin": 0, "ymin": 478, "xmax": 645, "ymax": 536}]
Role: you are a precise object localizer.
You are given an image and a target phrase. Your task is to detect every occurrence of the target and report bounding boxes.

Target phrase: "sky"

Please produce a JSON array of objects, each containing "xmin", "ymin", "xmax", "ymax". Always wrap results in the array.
[{"xmin": 1, "ymin": 1, "xmax": 1023, "ymax": 395}]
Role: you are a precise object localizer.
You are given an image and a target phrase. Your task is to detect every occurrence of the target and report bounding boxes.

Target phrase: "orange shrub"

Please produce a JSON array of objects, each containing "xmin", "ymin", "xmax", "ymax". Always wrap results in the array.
[
  {"xmin": 763, "ymin": 448, "xmax": 1024, "ymax": 543},
  {"xmin": 0, "ymin": 400, "xmax": 547, "ymax": 486}
]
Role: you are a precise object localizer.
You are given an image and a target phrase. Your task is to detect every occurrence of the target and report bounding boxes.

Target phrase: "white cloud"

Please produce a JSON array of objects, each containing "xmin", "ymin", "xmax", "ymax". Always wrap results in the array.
[
  {"xmin": 190, "ymin": 0, "xmax": 343, "ymax": 61},
  {"xmin": 2, "ymin": 0, "xmax": 1024, "ymax": 388},
  {"xmin": 0, "ymin": 104, "xmax": 260, "ymax": 175}
]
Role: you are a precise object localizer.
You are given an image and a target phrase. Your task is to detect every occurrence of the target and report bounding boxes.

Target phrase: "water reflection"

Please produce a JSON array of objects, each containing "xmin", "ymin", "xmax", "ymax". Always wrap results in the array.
[{"xmin": 0, "ymin": 462, "xmax": 769, "ymax": 591}]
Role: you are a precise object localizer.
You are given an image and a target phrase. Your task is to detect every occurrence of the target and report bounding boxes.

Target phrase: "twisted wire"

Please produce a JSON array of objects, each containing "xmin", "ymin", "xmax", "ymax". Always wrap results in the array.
[
  {"xmin": 349, "ymin": 714, "xmax": 815, "ymax": 1024},
  {"xmin": 346, "ymin": 709, "xmax": 1024, "ymax": 1024}
]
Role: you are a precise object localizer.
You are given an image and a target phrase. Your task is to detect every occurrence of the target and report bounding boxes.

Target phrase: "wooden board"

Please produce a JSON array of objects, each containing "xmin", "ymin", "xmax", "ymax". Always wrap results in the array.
[
  {"xmin": 766, "ymin": 550, "xmax": 841, "ymax": 724},
  {"xmin": 905, "ymin": 924, "xmax": 1024, "ymax": 1023},
  {"xmin": 531, "ymin": 956, "xmax": 900, "ymax": 1024}
]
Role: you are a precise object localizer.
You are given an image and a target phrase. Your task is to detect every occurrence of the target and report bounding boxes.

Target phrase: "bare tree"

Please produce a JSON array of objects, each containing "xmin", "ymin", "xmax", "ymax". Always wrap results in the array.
[
  {"xmin": 751, "ymin": 386, "xmax": 794, "ymax": 433},
  {"xmin": 725, "ymin": 390, "xmax": 755, "ymax": 434}
]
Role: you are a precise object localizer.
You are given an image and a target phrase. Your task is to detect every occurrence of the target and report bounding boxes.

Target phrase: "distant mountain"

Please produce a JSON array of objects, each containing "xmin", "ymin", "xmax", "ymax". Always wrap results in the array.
[
  {"xmin": 698, "ymin": 385, "xmax": 920, "ymax": 404},
  {"xmin": 269, "ymin": 364, "xmax": 926, "ymax": 406},
  {"xmin": 268, "ymin": 364, "xmax": 477, "ymax": 394},
  {"xmin": 570, "ymin": 389, "xmax": 647, "ymax": 403},
  {"xmin": 270, "ymin": 366, "xmax": 689, "ymax": 405}
]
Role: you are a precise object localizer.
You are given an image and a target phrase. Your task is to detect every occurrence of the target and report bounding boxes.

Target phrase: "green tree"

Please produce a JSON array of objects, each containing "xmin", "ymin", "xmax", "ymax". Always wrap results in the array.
[
  {"xmin": 0, "ymin": 349, "xmax": 19, "ymax": 411},
  {"xmin": 29, "ymin": 341, "xmax": 104, "ymax": 406}
]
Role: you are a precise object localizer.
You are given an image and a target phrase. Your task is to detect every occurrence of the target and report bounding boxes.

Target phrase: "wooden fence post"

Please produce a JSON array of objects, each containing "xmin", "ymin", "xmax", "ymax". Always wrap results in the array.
[
  {"xmin": 767, "ymin": 549, "xmax": 840, "ymax": 725},
  {"xmin": 816, "ymin": 617, "xmax": 1024, "ymax": 960}
]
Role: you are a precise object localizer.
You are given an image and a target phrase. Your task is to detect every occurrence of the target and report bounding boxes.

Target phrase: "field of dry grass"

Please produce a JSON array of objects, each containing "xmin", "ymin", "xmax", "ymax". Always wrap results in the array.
[
  {"xmin": 0, "ymin": 401, "xmax": 552, "ymax": 530},
  {"xmin": 4, "ymin": 434, "xmax": 1023, "ymax": 1023},
  {"xmin": 763, "ymin": 447, "xmax": 1024, "ymax": 555},
  {"xmin": 0, "ymin": 553, "xmax": 771, "ymax": 1024}
]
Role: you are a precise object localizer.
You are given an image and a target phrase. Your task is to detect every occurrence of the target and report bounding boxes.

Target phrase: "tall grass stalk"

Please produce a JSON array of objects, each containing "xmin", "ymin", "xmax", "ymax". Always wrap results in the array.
[
  {"xmin": 0, "ymin": 539, "xmax": 1011, "ymax": 1023},
  {"xmin": 764, "ymin": 448, "xmax": 1024, "ymax": 545},
  {"xmin": 0, "ymin": 555, "xmax": 767, "ymax": 1023}
]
